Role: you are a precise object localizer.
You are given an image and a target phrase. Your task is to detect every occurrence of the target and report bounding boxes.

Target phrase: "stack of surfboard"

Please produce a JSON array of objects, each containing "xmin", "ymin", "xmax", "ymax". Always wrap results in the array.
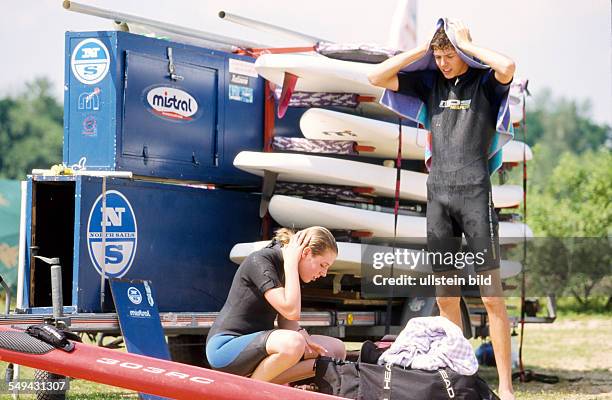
[{"xmin": 231, "ymin": 52, "xmax": 532, "ymax": 279}]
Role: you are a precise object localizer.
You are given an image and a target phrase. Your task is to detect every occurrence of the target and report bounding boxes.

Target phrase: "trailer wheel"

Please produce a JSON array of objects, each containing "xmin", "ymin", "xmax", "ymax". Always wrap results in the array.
[
  {"xmin": 33, "ymin": 369, "xmax": 67, "ymax": 400},
  {"xmin": 168, "ymin": 334, "xmax": 209, "ymax": 368}
]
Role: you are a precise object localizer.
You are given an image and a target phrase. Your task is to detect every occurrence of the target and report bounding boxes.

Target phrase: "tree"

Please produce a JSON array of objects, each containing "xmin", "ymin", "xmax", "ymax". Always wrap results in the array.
[
  {"xmin": 513, "ymin": 90, "xmax": 612, "ymax": 188},
  {"xmin": 518, "ymin": 150, "xmax": 612, "ymax": 307},
  {"xmin": 524, "ymin": 88, "xmax": 611, "ymax": 152},
  {"xmin": 0, "ymin": 78, "xmax": 63, "ymax": 180}
]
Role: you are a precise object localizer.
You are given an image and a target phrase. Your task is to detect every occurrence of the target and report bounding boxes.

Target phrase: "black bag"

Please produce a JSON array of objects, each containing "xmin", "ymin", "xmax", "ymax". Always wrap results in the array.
[
  {"xmin": 313, "ymin": 357, "xmax": 360, "ymax": 398},
  {"xmin": 313, "ymin": 341, "xmax": 500, "ymax": 400},
  {"xmin": 359, "ymin": 362, "xmax": 487, "ymax": 400}
]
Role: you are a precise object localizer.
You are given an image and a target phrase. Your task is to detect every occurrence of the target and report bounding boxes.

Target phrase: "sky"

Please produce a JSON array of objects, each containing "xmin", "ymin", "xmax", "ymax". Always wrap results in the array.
[{"xmin": 0, "ymin": 0, "xmax": 610, "ymax": 125}]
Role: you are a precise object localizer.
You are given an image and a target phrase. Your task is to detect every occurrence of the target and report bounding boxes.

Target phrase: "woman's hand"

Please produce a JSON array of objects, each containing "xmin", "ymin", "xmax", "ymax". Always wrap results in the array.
[
  {"xmin": 300, "ymin": 330, "xmax": 328, "ymax": 359},
  {"xmin": 282, "ymin": 230, "xmax": 311, "ymax": 269}
]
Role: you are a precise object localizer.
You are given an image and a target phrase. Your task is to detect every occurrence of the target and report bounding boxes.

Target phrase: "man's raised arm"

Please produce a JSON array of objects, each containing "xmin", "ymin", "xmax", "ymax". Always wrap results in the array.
[
  {"xmin": 451, "ymin": 20, "xmax": 515, "ymax": 84},
  {"xmin": 367, "ymin": 42, "xmax": 429, "ymax": 91}
]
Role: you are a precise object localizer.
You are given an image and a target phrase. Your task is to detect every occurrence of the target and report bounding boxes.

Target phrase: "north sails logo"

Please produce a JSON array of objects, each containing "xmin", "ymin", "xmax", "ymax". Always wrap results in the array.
[
  {"xmin": 146, "ymin": 87, "xmax": 198, "ymax": 121},
  {"xmin": 71, "ymin": 38, "xmax": 110, "ymax": 85},
  {"xmin": 127, "ymin": 287, "xmax": 142, "ymax": 305},
  {"xmin": 439, "ymin": 99, "xmax": 471, "ymax": 110},
  {"xmin": 87, "ymin": 190, "xmax": 138, "ymax": 278}
]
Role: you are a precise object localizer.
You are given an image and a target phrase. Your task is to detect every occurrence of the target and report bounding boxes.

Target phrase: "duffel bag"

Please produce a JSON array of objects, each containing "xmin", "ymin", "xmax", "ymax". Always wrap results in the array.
[
  {"xmin": 312, "ymin": 341, "xmax": 499, "ymax": 400},
  {"xmin": 359, "ymin": 362, "xmax": 490, "ymax": 400}
]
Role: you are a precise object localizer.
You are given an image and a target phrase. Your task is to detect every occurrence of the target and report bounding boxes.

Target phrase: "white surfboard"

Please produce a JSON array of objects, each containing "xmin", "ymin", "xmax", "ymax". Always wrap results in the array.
[
  {"xmin": 300, "ymin": 108, "xmax": 533, "ymax": 162},
  {"xmin": 256, "ymin": 53, "xmax": 526, "ymax": 124},
  {"xmin": 230, "ymin": 241, "xmax": 391, "ymax": 275},
  {"xmin": 255, "ymin": 53, "xmax": 382, "ymax": 97},
  {"xmin": 300, "ymin": 108, "xmax": 427, "ymax": 159},
  {"xmin": 268, "ymin": 195, "xmax": 532, "ymax": 245},
  {"xmin": 234, "ymin": 151, "xmax": 523, "ymax": 208},
  {"xmin": 229, "ymin": 240, "xmax": 522, "ymax": 279},
  {"xmin": 502, "ymin": 139, "xmax": 533, "ymax": 162}
]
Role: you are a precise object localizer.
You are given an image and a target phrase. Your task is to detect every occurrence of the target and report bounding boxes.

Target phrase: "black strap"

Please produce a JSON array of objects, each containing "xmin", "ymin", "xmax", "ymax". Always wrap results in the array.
[
  {"xmin": 514, "ymin": 88, "xmax": 559, "ymax": 385},
  {"xmin": 518, "ymin": 89, "xmax": 528, "ymax": 381},
  {"xmin": 384, "ymin": 118, "xmax": 403, "ymax": 335},
  {"xmin": 25, "ymin": 324, "xmax": 80, "ymax": 353},
  {"xmin": 513, "ymin": 369, "xmax": 559, "ymax": 384}
]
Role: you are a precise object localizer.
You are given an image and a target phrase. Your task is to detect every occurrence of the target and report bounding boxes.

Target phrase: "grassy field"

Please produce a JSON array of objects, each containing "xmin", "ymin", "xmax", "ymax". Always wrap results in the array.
[
  {"xmin": 0, "ymin": 315, "xmax": 610, "ymax": 399},
  {"xmin": 487, "ymin": 315, "xmax": 612, "ymax": 400}
]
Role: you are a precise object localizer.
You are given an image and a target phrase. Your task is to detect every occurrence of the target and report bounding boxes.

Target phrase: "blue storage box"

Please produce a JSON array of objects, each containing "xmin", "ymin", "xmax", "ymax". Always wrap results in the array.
[
  {"xmin": 25, "ymin": 175, "xmax": 261, "ymax": 313},
  {"xmin": 63, "ymin": 31, "xmax": 263, "ymax": 185}
]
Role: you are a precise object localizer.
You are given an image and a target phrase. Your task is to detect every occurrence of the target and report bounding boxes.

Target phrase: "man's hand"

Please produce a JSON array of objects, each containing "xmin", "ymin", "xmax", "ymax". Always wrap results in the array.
[
  {"xmin": 446, "ymin": 19, "xmax": 515, "ymax": 84},
  {"xmin": 449, "ymin": 20, "xmax": 472, "ymax": 49}
]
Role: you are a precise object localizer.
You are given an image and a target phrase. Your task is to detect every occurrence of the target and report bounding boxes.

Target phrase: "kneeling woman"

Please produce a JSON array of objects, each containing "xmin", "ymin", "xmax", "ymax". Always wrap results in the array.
[{"xmin": 206, "ymin": 227, "xmax": 346, "ymax": 383}]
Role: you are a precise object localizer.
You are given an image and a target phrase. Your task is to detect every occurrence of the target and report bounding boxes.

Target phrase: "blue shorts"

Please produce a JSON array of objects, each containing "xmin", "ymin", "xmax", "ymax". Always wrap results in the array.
[{"xmin": 205, "ymin": 330, "xmax": 274, "ymax": 376}]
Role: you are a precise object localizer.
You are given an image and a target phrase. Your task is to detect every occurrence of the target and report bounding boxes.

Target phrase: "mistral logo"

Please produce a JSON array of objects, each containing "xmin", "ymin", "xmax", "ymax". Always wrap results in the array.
[
  {"xmin": 129, "ymin": 309, "xmax": 151, "ymax": 318},
  {"xmin": 146, "ymin": 87, "xmax": 198, "ymax": 121},
  {"xmin": 87, "ymin": 190, "xmax": 137, "ymax": 278}
]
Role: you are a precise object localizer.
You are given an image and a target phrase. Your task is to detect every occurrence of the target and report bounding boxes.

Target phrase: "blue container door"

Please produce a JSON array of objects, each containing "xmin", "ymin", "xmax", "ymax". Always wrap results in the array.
[
  {"xmin": 121, "ymin": 51, "xmax": 218, "ymax": 170},
  {"xmin": 75, "ymin": 177, "xmax": 261, "ymax": 313}
]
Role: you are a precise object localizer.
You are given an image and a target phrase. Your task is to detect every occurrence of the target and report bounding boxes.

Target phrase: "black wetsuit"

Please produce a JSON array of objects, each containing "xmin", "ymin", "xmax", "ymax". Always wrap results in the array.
[
  {"xmin": 206, "ymin": 242, "xmax": 285, "ymax": 376},
  {"xmin": 397, "ymin": 67, "xmax": 511, "ymax": 271}
]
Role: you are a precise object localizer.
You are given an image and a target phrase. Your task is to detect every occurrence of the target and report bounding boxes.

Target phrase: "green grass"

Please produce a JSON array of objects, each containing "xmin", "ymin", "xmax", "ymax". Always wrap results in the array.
[
  {"xmin": 472, "ymin": 316, "xmax": 612, "ymax": 399},
  {"xmin": 554, "ymin": 296, "xmax": 612, "ymax": 317},
  {"xmin": 503, "ymin": 296, "xmax": 612, "ymax": 319}
]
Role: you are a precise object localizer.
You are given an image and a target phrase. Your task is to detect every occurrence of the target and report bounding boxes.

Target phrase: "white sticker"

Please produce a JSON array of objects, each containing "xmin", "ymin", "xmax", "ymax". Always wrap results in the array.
[
  {"xmin": 228, "ymin": 59, "xmax": 258, "ymax": 78},
  {"xmin": 230, "ymin": 74, "xmax": 249, "ymax": 86},
  {"xmin": 71, "ymin": 38, "xmax": 111, "ymax": 85}
]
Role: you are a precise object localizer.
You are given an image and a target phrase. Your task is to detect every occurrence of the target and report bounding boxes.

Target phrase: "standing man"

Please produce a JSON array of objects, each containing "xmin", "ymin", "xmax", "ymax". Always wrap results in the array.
[{"xmin": 368, "ymin": 20, "xmax": 516, "ymax": 400}]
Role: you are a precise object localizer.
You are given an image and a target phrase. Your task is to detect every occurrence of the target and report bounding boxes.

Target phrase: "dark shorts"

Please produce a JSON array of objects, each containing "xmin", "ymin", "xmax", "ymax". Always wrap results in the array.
[
  {"xmin": 206, "ymin": 330, "xmax": 275, "ymax": 377},
  {"xmin": 426, "ymin": 183, "xmax": 500, "ymax": 273}
]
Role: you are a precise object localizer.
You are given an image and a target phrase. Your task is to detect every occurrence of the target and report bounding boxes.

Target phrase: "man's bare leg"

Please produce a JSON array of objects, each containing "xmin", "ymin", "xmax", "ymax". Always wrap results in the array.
[
  {"xmin": 436, "ymin": 296, "xmax": 462, "ymax": 327},
  {"xmin": 436, "ymin": 274, "xmax": 463, "ymax": 327},
  {"xmin": 483, "ymin": 296, "xmax": 514, "ymax": 400},
  {"xmin": 480, "ymin": 270, "xmax": 514, "ymax": 400}
]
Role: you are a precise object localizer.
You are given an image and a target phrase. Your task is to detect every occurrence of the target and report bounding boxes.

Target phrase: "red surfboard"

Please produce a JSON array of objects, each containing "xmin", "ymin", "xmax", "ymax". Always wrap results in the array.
[{"xmin": 0, "ymin": 326, "xmax": 338, "ymax": 400}]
